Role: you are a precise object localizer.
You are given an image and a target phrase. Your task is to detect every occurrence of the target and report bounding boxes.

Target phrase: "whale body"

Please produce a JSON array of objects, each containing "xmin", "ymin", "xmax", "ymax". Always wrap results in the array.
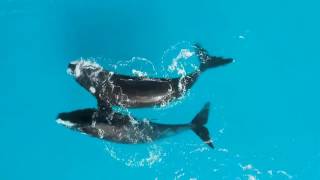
[
  {"xmin": 57, "ymin": 103, "xmax": 214, "ymax": 148},
  {"xmin": 67, "ymin": 44, "xmax": 233, "ymax": 108}
]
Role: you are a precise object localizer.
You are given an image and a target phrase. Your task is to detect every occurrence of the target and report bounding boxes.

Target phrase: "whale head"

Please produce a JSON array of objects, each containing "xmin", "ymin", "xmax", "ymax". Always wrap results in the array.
[
  {"xmin": 67, "ymin": 60, "xmax": 103, "ymax": 78},
  {"xmin": 67, "ymin": 60, "xmax": 105, "ymax": 95},
  {"xmin": 57, "ymin": 109, "xmax": 110, "ymax": 139},
  {"xmin": 56, "ymin": 108, "xmax": 96, "ymax": 128}
]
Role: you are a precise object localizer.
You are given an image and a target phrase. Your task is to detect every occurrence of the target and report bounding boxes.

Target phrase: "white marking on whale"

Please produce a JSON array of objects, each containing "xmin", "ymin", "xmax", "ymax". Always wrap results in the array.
[
  {"xmin": 56, "ymin": 118, "xmax": 75, "ymax": 128},
  {"xmin": 89, "ymin": 87, "xmax": 96, "ymax": 94}
]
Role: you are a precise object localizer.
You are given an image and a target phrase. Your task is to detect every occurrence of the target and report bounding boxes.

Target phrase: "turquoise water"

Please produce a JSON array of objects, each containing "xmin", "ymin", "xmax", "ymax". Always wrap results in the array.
[{"xmin": 2, "ymin": 0, "xmax": 320, "ymax": 179}]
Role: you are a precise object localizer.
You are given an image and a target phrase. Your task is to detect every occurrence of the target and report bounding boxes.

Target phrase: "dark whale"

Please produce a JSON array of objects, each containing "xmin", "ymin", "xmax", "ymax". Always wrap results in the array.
[
  {"xmin": 67, "ymin": 44, "xmax": 233, "ymax": 108},
  {"xmin": 57, "ymin": 103, "xmax": 214, "ymax": 148}
]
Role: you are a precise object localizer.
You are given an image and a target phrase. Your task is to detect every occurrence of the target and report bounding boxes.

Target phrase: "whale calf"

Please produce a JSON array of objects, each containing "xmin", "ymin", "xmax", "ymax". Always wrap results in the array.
[
  {"xmin": 67, "ymin": 44, "xmax": 233, "ymax": 108},
  {"xmin": 57, "ymin": 103, "xmax": 214, "ymax": 148}
]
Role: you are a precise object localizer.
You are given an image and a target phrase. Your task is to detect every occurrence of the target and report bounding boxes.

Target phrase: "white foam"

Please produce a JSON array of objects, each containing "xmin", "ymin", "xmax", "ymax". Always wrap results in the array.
[
  {"xmin": 180, "ymin": 48, "xmax": 194, "ymax": 58},
  {"xmin": 104, "ymin": 143, "xmax": 163, "ymax": 168},
  {"xmin": 66, "ymin": 68, "xmax": 73, "ymax": 75},
  {"xmin": 89, "ymin": 87, "xmax": 96, "ymax": 94},
  {"xmin": 168, "ymin": 48, "xmax": 194, "ymax": 72},
  {"xmin": 56, "ymin": 118, "xmax": 75, "ymax": 128},
  {"xmin": 74, "ymin": 64, "xmax": 81, "ymax": 77},
  {"xmin": 68, "ymin": 59, "xmax": 103, "ymax": 78},
  {"xmin": 217, "ymin": 148, "xmax": 229, "ymax": 153},
  {"xmin": 174, "ymin": 168, "xmax": 185, "ymax": 180},
  {"xmin": 276, "ymin": 170, "xmax": 293, "ymax": 179},
  {"xmin": 247, "ymin": 175, "xmax": 256, "ymax": 180},
  {"xmin": 97, "ymin": 128, "xmax": 105, "ymax": 139},
  {"xmin": 238, "ymin": 35, "xmax": 246, "ymax": 39},
  {"xmin": 70, "ymin": 59, "xmax": 102, "ymax": 69},
  {"xmin": 219, "ymin": 128, "xmax": 225, "ymax": 134},
  {"xmin": 132, "ymin": 69, "xmax": 147, "ymax": 77},
  {"xmin": 189, "ymin": 147, "xmax": 209, "ymax": 154}
]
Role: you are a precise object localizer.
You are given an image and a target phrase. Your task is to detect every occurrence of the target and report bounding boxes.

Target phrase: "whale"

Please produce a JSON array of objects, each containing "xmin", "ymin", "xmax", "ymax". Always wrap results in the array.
[
  {"xmin": 67, "ymin": 44, "xmax": 233, "ymax": 108},
  {"xmin": 57, "ymin": 102, "xmax": 214, "ymax": 148}
]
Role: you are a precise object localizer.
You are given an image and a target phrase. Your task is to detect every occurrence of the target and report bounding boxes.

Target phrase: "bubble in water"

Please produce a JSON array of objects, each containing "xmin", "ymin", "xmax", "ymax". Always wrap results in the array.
[{"xmin": 104, "ymin": 143, "xmax": 165, "ymax": 168}]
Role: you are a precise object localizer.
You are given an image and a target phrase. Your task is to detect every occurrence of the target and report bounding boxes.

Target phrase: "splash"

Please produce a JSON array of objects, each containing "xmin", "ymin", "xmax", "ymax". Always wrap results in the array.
[
  {"xmin": 104, "ymin": 143, "xmax": 165, "ymax": 168},
  {"xmin": 132, "ymin": 69, "xmax": 148, "ymax": 77},
  {"xmin": 104, "ymin": 56, "xmax": 158, "ymax": 77},
  {"xmin": 174, "ymin": 168, "xmax": 185, "ymax": 180},
  {"xmin": 168, "ymin": 48, "xmax": 195, "ymax": 76},
  {"xmin": 67, "ymin": 58, "xmax": 103, "ymax": 78}
]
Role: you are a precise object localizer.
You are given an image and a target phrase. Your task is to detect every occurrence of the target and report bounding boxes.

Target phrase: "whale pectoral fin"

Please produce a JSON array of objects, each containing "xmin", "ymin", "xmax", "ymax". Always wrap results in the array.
[
  {"xmin": 97, "ymin": 103, "xmax": 113, "ymax": 121},
  {"xmin": 93, "ymin": 99, "xmax": 113, "ymax": 123},
  {"xmin": 97, "ymin": 99, "xmax": 112, "ymax": 112},
  {"xmin": 96, "ymin": 99, "xmax": 132, "ymax": 126}
]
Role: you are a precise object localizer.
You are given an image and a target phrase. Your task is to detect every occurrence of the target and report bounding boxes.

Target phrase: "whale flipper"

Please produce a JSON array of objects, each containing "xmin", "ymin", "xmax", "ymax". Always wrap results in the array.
[
  {"xmin": 97, "ymin": 98, "xmax": 112, "ymax": 113},
  {"xmin": 194, "ymin": 43, "xmax": 234, "ymax": 72},
  {"xmin": 191, "ymin": 102, "xmax": 214, "ymax": 148}
]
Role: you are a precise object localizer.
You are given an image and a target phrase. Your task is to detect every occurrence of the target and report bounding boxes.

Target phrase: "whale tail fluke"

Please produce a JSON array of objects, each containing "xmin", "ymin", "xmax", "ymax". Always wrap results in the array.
[
  {"xmin": 194, "ymin": 43, "xmax": 234, "ymax": 72},
  {"xmin": 191, "ymin": 102, "xmax": 214, "ymax": 148}
]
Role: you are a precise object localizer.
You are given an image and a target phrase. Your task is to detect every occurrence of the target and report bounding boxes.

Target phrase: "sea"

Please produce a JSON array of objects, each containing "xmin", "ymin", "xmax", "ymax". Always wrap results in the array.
[{"xmin": 1, "ymin": 0, "xmax": 319, "ymax": 179}]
